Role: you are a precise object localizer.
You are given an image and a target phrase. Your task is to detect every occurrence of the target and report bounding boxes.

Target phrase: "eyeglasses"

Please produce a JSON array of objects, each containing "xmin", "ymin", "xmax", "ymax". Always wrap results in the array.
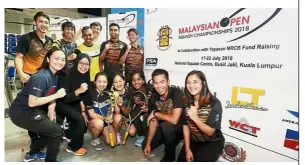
[{"xmin": 79, "ymin": 61, "xmax": 90, "ymax": 66}]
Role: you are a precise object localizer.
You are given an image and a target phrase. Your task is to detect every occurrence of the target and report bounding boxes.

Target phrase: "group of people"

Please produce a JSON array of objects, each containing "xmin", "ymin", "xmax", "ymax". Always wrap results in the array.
[{"xmin": 9, "ymin": 11, "xmax": 225, "ymax": 162}]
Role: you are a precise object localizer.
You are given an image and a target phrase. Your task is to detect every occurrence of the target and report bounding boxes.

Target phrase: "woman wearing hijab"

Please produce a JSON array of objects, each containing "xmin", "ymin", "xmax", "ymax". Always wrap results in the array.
[{"xmin": 55, "ymin": 53, "xmax": 93, "ymax": 156}]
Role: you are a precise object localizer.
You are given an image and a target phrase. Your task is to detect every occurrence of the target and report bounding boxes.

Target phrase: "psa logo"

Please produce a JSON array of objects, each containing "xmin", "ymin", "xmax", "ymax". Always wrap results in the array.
[
  {"xmin": 284, "ymin": 129, "xmax": 299, "ymax": 151},
  {"xmin": 145, "ymin": 58, "xmax": 158, "ymax": 66},
  {"xmin": 221, "ymin": 142, "xmax": 247, "ymax": 162},
  {"xmin": 225, "ymin": 86, "xmax": 268, "ymax": 111},
  {"xmin": 229, "ymin": 118, "xmax": 260, "ymax": 137},
  {"xmin": 282, "ymin": 110, "xmax": 299, "ymax": 125},
  {"xmin": 156, "ymin": 25, "xmax": 172, "ymax": 51}
]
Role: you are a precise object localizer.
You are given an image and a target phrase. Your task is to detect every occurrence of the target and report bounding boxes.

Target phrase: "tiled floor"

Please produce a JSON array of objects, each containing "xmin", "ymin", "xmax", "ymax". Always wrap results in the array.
[{"xmin": 4, "ymin": 88, "xmax": 183, "ymax": 162}]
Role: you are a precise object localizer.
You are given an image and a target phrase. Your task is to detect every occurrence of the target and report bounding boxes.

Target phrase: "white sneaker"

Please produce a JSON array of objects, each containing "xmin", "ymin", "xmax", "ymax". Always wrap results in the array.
[
  {"xmin": 91, "ymin": 138, "xmax": 103, "ymax": 151},
  {"xmin": 135, "ymin": 136, "xmax": 145, "ymax": 147}
]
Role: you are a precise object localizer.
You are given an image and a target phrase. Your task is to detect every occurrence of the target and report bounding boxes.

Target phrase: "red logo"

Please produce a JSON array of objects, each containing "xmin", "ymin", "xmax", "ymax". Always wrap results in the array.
[
  {"xmin": 229, "ymin": 118, "xmax": 260, "ymax": 137},
  {"xmin": 46, "ymin": 86, "xmax": 57, "ymax": 96},
  {"xmin": 221, "ymin": 142, "xmax": 247, "ymax": 162}
]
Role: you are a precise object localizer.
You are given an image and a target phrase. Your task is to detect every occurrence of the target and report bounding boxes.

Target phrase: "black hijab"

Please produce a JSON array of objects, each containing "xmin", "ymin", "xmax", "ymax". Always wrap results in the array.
[
  {"xmin": 67, "ymin": 53, "xmax": 93, "ymax": 107},
  {"xmin": 68, "ymin": 53, "xmax": 91, "ymax": 91}
]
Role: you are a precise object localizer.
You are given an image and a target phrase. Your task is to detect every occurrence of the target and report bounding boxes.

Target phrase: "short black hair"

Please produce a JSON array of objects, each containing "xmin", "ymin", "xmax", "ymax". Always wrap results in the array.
[
  {"xmin": 34, "ymin": 12, "xmax": 50, "ymax": 22},
  {"xmin": 127, "ymin": 28, "xmax": 138, "ymax": 35},
  {"xmin": 90, "ymin": 22, "xmax": 102, "ymax": 30},
  {"xmin": 152, "ymin": 69, "xmax": 169, "ymax": 80},
  {"xmin": 82, "ymin": 26, "xmax": 91, "ymax": 34},
  {"xmin": 109, "ymin": 23, "xmax": 120, "ymax": 30},
  {"xmin": 61, "ymin": 21, "xmax": 75, "ymax": 32}
]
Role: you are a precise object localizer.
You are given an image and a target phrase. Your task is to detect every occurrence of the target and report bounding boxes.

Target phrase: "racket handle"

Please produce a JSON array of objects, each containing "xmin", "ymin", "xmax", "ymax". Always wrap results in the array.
[
  {"xmin": 109, "ymin": 132, "xmax": 115, "ymax": 147},
  {"xmin": 122, "ymin": 131, "xmax": 129, "ymax": 145}
]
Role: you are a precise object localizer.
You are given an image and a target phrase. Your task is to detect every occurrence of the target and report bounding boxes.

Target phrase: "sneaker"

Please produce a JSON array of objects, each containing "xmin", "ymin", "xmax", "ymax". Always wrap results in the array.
[
  {"xmin": 91, "ymin": 138, "xmax": 104, "ymax": 151},
  {"xmin": 66, "ymin": 146, "xmax": 87, "ymax": 156},
  {"xmin": 135, "ymin": 136, "xmax": 145, "ymax": 147},
  {"xmin": 23, "ymin": 151, "xmax": 46, "ymax": 162},
  {"xmin": 56, "ymin": 158, "xmax": 63, "ymax": 162},
  {"xmin": 62, "ymin": 136, "xmax": 71, "ymax": 143},
  {"xmin": 116, "ymin": 133, "xmax": 121, "ymax": 145}
]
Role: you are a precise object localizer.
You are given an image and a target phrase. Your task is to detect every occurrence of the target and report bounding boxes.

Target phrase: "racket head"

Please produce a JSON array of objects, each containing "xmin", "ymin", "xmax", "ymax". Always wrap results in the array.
[
  {"xmin": 127, "ymin": 91, "xmax": 147, "ymax": 121},
  {"xmin": 96, "ymin": 91, "xmax": 115, "ymax": 121}
]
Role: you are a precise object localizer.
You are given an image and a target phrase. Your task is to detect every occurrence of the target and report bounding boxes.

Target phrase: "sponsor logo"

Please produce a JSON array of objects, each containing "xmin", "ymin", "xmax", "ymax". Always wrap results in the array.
[
  {"xmin": 229, "ymin": 118, "xmax": 260, "ymax": 137},
  {"xmin": 156, "ymin": 25, "xmax": 172, "ymax": 51},
  {"xmin": 33, "ymin": 87, "xmax": 42, "ymax": 92},
  {"xmin": 50, "ymin": 18, "xmax": 69, "ymax": 27},
  {"xmin": 283, "ymin": 110, "xmax": 298, "ymax": 151},
  {"xmin": 282, "ymin": 110, "xmax": 299, "ymax": 125},
  {"xmin": 109, "ymin": 13, "xmax": 136, "ymax": 25},
  {"xmin": 178, "ymin": 8, "xmax": 282, "ymax": 42},
  {"xmin": 146, "ymin": 8, "xmax": 158, "ymax": 15},
  {"xmin": 221, "ymin": 142, "xmax": 247, "ymax": 162},
  {"xmin": 225, "ymin": 86, "xmax": 268, "ymax": 111},
  {"xmin": 145, "ymin": 58, "xmax": 158, "ymax": 66},
  {"xmin": 284, "ymin": 129, "xmax": 299, "ymax": 151}
]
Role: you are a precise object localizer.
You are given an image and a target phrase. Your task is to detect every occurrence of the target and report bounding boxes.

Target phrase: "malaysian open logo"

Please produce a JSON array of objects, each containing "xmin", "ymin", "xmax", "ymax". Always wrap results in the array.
[
  {"xmin": 156, "ymin": 25, "xmax": 172, "ymax": 51},
  {"xmin": 178, "ymin": 8, "xmax": 282, "ymax": 41},
  {"xmin": 50, "ymin": 18, "xmax": 69, "ymax": 27},
  {"xmin": 109, "ymin": 13, "xmax": 136, "ymax": 26}
]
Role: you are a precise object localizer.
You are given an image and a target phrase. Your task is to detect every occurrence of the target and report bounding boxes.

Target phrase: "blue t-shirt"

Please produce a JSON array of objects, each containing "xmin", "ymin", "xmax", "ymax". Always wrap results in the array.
[{"xmin": 10, "ymin": 68, "xmax": 58, "ymax": 116}]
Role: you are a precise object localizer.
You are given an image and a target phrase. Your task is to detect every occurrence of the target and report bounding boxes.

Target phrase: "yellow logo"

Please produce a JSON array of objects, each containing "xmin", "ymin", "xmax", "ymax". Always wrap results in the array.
[
  {"xmin": 156, "ymin": 25, "xmax": 172, "ymax": 51},
  {"xmin": 225, "ymin": 86, "xmax": 268, "ymax": 111}
]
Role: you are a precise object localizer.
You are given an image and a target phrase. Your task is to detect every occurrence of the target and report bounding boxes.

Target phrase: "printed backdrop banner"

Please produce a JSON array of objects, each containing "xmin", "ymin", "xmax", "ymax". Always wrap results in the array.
[
  {"xmin": 107, "ymin": 11, "xmax": 137, "ymax": 44},
  {"xmin": 72, "ymin": 17, "xmax": 107, "ymax": 46},
  {"xmin": 48, "ymin": 16, "xmax": 71, "ymax": 41},
  {"xmin": 144, "ymin": 8, "xmax": 298, "ymax": 162}
]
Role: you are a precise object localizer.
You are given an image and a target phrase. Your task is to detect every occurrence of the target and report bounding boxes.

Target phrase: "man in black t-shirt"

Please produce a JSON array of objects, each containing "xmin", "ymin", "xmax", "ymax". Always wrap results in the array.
[
  {"xmin": 15, "ymin": 12, "xmax": 53, "ymax": 83},
  {"xmin": 142, "ymin": 69, "xmax": 186, "ymax": 162}
]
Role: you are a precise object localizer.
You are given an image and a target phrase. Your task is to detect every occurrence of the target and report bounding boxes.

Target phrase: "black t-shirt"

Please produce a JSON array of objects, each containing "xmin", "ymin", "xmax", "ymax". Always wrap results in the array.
[
  {"xmin": 16, "ymin": 31, "xmax": 53, "ymax": 75},
  {"xmin": 185, "ymin": 97, "xmax": 224, "ymax": 142},
  {"xmin": 148, "ymin": 86, "xmax": 187, "ymax": 125},
  {"xmin": 124, "ymin": 86, "xmax": 152, "ymax": 118},
  {"xmin": 10, "ymin": 68, "xmax": 58, "ymax": 116}
]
